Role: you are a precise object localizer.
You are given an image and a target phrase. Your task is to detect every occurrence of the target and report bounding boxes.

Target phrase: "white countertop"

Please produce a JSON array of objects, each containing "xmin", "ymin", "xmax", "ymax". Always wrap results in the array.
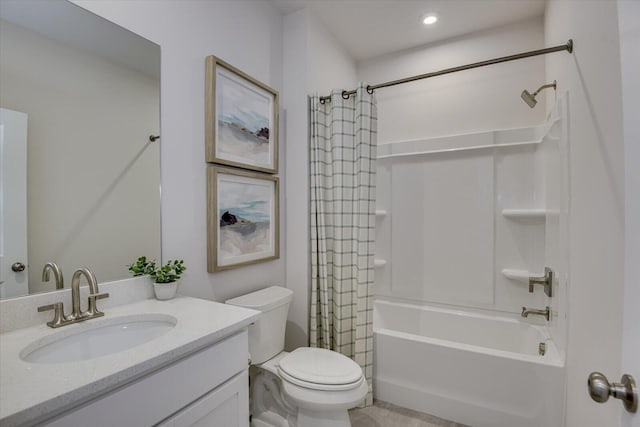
[{"xmin": 0, "ymin": 296, "xmax": 259, "ymax": 426}]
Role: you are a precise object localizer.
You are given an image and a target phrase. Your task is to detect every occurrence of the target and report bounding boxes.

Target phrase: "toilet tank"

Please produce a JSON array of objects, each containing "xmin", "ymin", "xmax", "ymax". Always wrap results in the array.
[{"xmin": 225, "ymin": 286, "xmax": 293, "ymax": 364}]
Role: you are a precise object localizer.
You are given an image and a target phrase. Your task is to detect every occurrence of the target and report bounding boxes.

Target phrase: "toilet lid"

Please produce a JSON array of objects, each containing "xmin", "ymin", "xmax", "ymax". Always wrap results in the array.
[{"xmin": 278, "ymin": 348, "xmax": 364, "ymax": 391}]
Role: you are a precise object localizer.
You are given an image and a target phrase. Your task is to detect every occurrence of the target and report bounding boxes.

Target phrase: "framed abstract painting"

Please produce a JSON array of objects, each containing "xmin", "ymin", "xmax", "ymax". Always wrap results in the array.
[
  {"xmin": 207, "ymin": 167, "xmax": 279, "ymax": 272},
  {"xmin": 205, "ymin": 55, "xmax": 279, "ymax": 174}
]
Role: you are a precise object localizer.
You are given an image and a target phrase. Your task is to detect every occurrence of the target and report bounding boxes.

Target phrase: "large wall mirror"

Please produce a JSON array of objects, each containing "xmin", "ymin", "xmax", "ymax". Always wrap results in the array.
[{"xmin": 0, "ymin": 0, "xmax": 161, "ymax": 299}]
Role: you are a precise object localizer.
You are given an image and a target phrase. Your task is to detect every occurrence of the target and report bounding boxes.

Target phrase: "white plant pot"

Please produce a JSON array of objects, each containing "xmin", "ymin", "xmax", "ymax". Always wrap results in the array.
[{"xmin": 153, "ymin": 280, "xmax": 178, "ymax": 300}]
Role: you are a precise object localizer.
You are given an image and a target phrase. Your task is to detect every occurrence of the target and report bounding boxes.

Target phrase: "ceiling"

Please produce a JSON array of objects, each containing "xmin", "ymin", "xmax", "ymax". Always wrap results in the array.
[{"xmin": 271, "ymin": 0, "xmax": 546, "ymax": 62}]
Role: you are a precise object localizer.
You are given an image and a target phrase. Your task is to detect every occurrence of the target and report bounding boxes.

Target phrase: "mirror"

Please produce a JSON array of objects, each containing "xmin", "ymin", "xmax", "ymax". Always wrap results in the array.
[{"xmin": 0, "ymin": 0, "xmax": 161, "ymax": 299}]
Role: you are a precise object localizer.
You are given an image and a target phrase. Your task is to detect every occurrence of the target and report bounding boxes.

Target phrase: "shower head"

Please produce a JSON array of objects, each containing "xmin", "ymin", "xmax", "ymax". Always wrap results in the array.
[
  {"xmin": 521, "ymin": 90, "xmax": 538, "ymax": 108},
  {"xmin": 521, "ymin": 80, "xmax": 557, "ymax": 108}
]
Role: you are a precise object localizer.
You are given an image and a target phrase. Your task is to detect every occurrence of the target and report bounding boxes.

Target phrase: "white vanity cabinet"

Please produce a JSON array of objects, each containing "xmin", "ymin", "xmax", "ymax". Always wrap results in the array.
[{"xmin": 42, "ymin": 330, "xmax": 249, "ymax": 427}]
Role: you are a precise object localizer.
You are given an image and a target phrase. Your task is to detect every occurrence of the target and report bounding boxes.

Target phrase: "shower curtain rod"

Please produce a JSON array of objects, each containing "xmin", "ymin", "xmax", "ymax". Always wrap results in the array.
[{"xmin": 319, "ymin": 39, "xmax": 573, "ymax": 103}]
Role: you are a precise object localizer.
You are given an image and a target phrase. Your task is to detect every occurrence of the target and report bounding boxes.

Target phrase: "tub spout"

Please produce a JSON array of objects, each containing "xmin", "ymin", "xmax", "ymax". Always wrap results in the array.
[{"xmin": 521, "ymin": 306, "xmax": 551, "ymax": 321}]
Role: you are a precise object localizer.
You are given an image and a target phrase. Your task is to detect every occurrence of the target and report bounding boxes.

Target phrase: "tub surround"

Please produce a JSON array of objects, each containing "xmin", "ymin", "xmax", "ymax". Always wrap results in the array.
[{"xmin": 0, "ymin": 279, "xmax": 260, "ymax": 426}]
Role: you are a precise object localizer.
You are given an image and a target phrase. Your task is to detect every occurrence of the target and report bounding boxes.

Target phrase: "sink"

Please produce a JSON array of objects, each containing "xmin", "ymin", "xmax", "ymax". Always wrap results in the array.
[{"xmin": 20, "ymin": 314, "xmax": 177, "ymax": 364}]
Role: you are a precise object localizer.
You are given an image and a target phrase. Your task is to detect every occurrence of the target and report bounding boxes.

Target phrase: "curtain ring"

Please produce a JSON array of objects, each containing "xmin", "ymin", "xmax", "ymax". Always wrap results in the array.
[
  {"xmin": 319, "ymin": 98, "xmax": 326, "ymax": 105},
  {"xmin": 366, "ymin": 86, "xmax": 374, "ymax": 94},
  {"xmin": 341, "ymin": 90, "xmax": 350, "ymax": 100}
]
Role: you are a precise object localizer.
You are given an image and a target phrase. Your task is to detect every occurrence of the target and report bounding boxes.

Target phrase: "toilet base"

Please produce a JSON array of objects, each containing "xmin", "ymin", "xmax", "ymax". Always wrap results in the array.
[
  {"xmin": 251, "ymin": 363, "xmax": 360, "ymax": 427},
  {"xmin": 251, "ymin": 410, "xmax": 290, "ymax": 427},
  {"xmin": 251, "ymin": 408, "xmax": 352, "ymax": 427},
  {"xmin": 297, "ymin": 409, "xmax": 352, "ymax": 427}
]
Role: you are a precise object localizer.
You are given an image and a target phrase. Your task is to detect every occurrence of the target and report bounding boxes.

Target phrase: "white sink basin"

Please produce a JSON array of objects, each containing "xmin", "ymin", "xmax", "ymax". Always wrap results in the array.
[{"xmin": 20, "ymin": 314, "xmax": 177, "ymax": 364}]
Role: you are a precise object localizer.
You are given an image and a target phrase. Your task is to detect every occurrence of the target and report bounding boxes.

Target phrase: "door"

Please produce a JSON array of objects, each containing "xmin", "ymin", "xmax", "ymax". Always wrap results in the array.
[
  {"xmin": 619, "ymin": 1, "xmax": 640, "ymax": 425},
  {"xmin": 562, "ymin": 2, "xmax": 639, "ymax": 426},
  {"xmin": 0, "ymin": 108, "xmax": 28, "ymax": 298}
]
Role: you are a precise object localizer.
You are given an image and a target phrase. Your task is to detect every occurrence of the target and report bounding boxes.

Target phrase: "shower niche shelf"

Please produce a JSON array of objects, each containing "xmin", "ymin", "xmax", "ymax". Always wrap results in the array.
[
  {"xmin": 501, "ymin": 268, "xmax": 543, "ymax": 282},
  {"xmin": 501, "ymin": 209, "xmax": 547, "ymax": 220}
]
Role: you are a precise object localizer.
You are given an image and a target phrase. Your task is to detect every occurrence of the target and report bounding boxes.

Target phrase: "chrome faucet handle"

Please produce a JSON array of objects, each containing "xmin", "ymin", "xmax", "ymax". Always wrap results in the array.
[
  {"xmin": 528, "ymin": 267, "xmax": 553, "ymax": 297},
  {"xmin": 86, "ymin": 292, "xmax": 110, "ymax": 318},
  {"xmin": 38, "ymin": 302, "xmax": 69, "ymax": 328}
]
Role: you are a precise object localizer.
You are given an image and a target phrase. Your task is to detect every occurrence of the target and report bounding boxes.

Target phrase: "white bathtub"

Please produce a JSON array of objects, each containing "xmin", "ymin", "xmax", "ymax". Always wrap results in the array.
[{"xmin": 373, "ymin": 299, "xmax": 565, "ymax": 427}]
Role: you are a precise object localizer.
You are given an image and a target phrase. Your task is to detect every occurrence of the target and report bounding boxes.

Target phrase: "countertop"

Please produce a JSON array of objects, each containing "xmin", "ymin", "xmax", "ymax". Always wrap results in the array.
[{"xmin": 0, "ymin": 296, "xmax": 259, "ymax": 426}]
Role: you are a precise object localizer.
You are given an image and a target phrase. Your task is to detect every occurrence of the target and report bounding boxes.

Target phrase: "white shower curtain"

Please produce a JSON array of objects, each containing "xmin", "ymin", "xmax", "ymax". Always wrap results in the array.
[{"xmin": 309, "ymin": 83, "xmax": 377, "ymax": 407}]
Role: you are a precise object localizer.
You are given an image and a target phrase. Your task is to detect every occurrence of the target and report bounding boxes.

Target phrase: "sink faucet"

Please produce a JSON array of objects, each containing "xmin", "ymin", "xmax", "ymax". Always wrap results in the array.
[
  {"xmin": 521, "ymin": 306, "xmax": 551, "ymax": 321},
  {"xmin": 77, "ymin": 267, "xmax": 109, "ymax": 318},
  {"xmin": 37, "ymin": 267, "xmax": 109, "ymax": 328},
  {"xmin": 42, "ymin": 262, "xmax": 64, "ymax": 290},
  {"xmin": 69, "ymin": 267, "xmax": 109, "ymax": 320}
]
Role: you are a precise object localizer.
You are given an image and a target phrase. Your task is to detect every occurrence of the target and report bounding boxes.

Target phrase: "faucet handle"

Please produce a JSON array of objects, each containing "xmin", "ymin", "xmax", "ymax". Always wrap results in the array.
[
  {"xmin": 86, "ymin": 292, "xmax": 109, "ymax": 317},
  {"xmin": 37, "ymin": 302, "xmax": 68, "ymax": 328}
]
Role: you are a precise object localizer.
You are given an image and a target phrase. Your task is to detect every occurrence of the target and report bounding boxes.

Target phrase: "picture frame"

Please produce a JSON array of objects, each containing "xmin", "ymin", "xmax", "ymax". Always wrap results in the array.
[
  {"xmin": 205, "ymin": 55, "xmax": 279, "ymax": 174},
  {"xmin": 207, "ymin": 166, "xmax": 279, "ymax": 272}
]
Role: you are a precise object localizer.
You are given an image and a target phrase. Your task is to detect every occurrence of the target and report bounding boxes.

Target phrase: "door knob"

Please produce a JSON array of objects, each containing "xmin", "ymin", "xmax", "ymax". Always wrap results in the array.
[
  {"xmin": 11, "ymin": 262, "xmax": 26, "ymax": 272},
  {"xmin": 588, "ymin": 372, "xmax": 637, "ymax": 413}
]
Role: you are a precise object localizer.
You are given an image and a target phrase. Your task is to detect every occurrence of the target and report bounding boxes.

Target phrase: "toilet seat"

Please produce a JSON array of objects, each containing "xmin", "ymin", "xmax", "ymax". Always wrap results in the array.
[{"xmin": 278, "ymin": 347, "xmax": 364, "ymax": 391}]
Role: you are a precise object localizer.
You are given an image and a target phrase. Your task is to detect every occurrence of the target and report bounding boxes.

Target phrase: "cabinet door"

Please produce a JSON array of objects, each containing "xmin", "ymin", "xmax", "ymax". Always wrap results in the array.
[{"xmin": 158, "ymin": 370, "xmax": 249, "ymax": 427}]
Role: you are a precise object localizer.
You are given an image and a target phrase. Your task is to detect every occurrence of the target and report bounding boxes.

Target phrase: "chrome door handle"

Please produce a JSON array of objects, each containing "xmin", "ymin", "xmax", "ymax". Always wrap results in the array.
[
  {"xmin": 11, "ymin": 262, "xmax": 26, "ymax": 272},
  {"xmin": 588, "ymin": 372, "xmax": 637, "ymax": 413}
]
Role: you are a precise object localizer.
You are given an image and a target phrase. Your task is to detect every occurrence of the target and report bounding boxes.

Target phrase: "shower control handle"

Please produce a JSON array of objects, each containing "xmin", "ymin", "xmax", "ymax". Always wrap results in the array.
[
  {"xmin": 587, "ymin": 372, "xmax": 637, "ymax": 413},
  {"xmin": 528, "ymin": 267, "xmax": 553, "ymax": 297}
]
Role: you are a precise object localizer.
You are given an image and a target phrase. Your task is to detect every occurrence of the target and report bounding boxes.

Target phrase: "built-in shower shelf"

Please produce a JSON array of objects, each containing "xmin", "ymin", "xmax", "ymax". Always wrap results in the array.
[
  {"xmin": 501, "ymin": 209, "xmax": 547, "ymax": 220},
  {"xmin": 374, "ymin": 259, "xmax": 387, "ymax": 268},
  {"xmin": 501, "ymin": 268, "xmax": 543, "ymax": 282},
  {"xmin": 375, "ymin": 209, "xmax": 387, "ymax": 217}
]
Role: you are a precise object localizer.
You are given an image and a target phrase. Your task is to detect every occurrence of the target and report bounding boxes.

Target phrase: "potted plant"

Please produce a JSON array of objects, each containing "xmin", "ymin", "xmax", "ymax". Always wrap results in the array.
[{"xmin": 128, "ymin": 256, "xmax": 186, "ymax": 300}]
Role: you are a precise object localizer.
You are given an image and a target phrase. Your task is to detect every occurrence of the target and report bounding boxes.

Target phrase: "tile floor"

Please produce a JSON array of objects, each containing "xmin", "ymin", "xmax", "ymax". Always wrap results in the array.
[{"xmin": 349, "ymin": 400, "xmax": 469, "ymax": 427}]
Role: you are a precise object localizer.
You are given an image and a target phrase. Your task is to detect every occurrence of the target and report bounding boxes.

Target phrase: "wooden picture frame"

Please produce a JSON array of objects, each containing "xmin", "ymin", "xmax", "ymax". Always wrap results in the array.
[
  {"xmin": 207, "ymin": 166, "xmax": 279, "ymax": 272},
  {"xmin": 205, "ymin": 56, "xmax": 279, "ymax": 174}
]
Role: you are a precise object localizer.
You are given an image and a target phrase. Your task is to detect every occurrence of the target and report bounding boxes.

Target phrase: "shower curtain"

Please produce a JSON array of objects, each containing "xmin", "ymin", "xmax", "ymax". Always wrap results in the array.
[{"xmin": 309, "ymin": 83, "xmax": 377, "ymax": 407}]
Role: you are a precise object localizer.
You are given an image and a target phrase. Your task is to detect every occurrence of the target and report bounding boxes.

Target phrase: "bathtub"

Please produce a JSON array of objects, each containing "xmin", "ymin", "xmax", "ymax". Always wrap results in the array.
[{"xmin": 373, "ymin": 299, "xmax": 565, "ymax": 427}]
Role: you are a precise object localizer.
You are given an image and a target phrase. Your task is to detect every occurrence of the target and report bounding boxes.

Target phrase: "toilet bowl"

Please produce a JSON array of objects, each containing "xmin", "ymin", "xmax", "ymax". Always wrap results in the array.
[{"xmin": 226, "ymin": 286, "xmax": 367, "ymax": 427}]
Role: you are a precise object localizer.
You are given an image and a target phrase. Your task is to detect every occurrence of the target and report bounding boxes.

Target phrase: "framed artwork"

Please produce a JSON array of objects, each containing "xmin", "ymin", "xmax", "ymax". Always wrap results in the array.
[
  {"xmin": 207, "ymin": 167, "xmax": 279, "ymax": 272},
  {"xmin": 205, "ymin": 55, "xmax": 279, "ymax": 174}
]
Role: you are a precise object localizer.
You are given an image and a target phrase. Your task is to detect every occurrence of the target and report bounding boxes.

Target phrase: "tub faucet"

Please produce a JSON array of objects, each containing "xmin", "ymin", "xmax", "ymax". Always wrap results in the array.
[
  {"xmin": 521, "ymin": 306, "xmax": 551, "ymax": 321},
  {"xmin": 42, "ymin": 262, "xmax": 64, "ymax": 290}
]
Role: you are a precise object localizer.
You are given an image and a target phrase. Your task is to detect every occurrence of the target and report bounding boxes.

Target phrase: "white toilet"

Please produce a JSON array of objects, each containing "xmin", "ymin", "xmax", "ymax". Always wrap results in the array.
[{"xmin": 226, "ymin": 286, "xmax": 368, "ymax": 427}]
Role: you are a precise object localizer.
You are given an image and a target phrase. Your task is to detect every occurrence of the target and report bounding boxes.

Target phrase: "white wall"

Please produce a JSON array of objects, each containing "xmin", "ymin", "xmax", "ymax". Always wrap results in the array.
[
  {"xmin": 545, "ymin": 1, "xmax": 625, "ymax": 426},
  {"xmin": 357, "ymin": 17, "xmax": 547, "ymax": 143},
  {"xmin": 0, "ymin": 19, "xmax": 160, "ymax": 292},
  {"xmin": 71, "ymin": 0, "xmax": 286, "ymax": 303},
  {"xmin": 283, "ymin": 8, "xmax": 357, "ymax": 348}
]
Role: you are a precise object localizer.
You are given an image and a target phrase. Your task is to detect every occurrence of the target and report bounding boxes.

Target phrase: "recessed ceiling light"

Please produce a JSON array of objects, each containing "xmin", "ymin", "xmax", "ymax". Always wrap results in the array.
[{"xmin": 423, "ymin": 14, "xmax": 438, "ymax": 25}]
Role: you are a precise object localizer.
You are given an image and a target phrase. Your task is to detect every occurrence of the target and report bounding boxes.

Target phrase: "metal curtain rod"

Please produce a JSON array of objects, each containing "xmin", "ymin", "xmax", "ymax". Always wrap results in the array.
[{"xmin": 319, "ymin": 39, "xmax": 573, "ymax": 103}]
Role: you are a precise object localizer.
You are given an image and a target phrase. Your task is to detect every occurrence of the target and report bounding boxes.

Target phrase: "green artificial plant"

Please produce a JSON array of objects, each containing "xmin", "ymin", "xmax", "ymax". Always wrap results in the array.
[{"xmin": 128, "ymin": 256, "xmax": 186, "ymax": 284}]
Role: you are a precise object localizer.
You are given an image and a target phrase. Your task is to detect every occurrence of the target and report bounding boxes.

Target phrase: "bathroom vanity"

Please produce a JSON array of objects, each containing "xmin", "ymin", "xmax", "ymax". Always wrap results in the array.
[{"xmin": 0, "ymin": 279, "xmax": 259, "ymax": 427}]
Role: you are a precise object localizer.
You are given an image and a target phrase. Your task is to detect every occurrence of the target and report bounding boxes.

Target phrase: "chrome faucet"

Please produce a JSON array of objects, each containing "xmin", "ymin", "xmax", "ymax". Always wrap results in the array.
[
  {"xmin": 521, "ymin": 306, "xmax": 551, "ymax": 321},
  {"xmin": 37, "ymin": 267, "xmax": 109, "ymax": 328},
  {"xmin": 76, "ymin": 268, "xmax": 109, "ymax": 318},
  {"xmin": 42, "ymin": 262, "xmax": 64, "ymax": 290}
]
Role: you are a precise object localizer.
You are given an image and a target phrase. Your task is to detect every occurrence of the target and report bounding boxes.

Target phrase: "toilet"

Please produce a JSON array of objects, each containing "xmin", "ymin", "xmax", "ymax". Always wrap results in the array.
[{"xmin": 226, "ymin": 286, "xmax": 367, "ymax": 427}]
